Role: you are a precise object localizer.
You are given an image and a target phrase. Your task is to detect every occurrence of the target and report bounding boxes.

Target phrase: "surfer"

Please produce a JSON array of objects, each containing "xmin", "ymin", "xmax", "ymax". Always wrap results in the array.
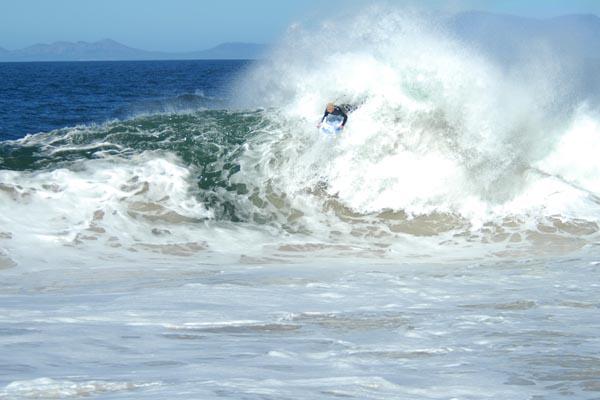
[{"xmin": 318, "ymin": 103, "xmax": 348, "ymax": 129}]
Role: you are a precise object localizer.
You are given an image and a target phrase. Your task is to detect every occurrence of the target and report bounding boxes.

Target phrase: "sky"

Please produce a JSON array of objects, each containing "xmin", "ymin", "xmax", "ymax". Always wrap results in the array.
[{"xmin": 1, "ymin": 0, "xmax": 600, "ymax": 51}]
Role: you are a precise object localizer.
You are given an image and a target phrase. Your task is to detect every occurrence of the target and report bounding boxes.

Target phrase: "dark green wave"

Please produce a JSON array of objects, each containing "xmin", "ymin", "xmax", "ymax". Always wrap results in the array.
[
  {"xmin": 0, "ymin": 110, "xmax": 276, "ymax": 223},
  {"xmin": 0, "ymin": 110, "xmax": 265, "ymax": 171}
]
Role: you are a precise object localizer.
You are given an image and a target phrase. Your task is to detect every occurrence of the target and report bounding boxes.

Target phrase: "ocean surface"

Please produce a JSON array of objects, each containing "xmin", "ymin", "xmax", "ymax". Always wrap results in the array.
[
  {"xmin": 0, "ymin": 60, "xmax": 244, "ymax": 140},
  {"xmin": 2, "ymin": 11, "xmax": 600, "ymax": 400}
]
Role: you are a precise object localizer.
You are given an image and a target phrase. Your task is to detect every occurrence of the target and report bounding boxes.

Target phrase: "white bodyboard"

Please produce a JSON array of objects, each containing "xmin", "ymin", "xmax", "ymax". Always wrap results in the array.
[{"xmin": 319, "ymin": 114, "xmax": 344, "ymax": 135}]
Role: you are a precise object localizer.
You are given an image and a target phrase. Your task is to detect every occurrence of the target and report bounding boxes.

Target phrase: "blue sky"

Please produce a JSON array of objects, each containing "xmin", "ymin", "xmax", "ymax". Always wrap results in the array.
[{"xmin": 1, "ymin": 0, "xmax": 600, "ymax": 51}]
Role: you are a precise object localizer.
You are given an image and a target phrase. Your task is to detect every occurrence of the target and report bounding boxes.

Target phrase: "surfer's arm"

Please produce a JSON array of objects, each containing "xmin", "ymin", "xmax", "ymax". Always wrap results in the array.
[
  {"xmin": 340, "ymin": 110, "xmax": 348, "ymax": 126},
  {"xmin": 318, "ymin": 110, "xmax": 329, "ymax": 127}
]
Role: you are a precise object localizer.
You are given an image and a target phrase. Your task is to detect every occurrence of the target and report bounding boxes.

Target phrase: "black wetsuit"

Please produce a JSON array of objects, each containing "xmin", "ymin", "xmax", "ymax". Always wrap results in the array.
[{"xmin": 321, "ymin": 106, "xmax": 348, "ymax": 127}]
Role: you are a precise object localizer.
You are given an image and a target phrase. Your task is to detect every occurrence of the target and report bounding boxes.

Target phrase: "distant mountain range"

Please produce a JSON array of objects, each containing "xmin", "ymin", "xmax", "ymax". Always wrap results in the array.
[
  {"xmin": 449, "ymin": 12, "xmax": 600, "ymax": 61},
  {"xmin": 1, "ymin": 12, "xmax": 600, "ymax": 62},
  {"xmin": 0, "ymin": 39, "xmax": 267, "ymax": 62}
]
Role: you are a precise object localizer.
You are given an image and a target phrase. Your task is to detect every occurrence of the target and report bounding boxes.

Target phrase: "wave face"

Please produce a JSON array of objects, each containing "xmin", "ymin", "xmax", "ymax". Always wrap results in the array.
[{"xmin": 2, "ymin": 9, "xmax": 600, "ymax": 263}]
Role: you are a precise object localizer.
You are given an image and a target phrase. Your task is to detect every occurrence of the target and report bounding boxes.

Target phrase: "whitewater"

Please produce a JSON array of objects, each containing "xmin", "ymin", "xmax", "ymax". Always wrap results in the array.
[{"xmin": 1, "ymin": 8, "xmax": 600, "ymax": 399}]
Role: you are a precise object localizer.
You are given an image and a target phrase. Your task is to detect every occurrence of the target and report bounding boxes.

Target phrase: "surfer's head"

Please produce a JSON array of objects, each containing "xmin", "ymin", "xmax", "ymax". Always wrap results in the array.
[{"xmin": 326, "ymin": 102, "xmax": 335, "ymax": 113}]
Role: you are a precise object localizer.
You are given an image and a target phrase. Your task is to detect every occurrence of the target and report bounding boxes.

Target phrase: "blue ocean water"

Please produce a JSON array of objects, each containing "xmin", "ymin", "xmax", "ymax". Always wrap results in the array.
[{"xmin": 0, "ymin": 60, "xmax": 249, "ymax": 140}]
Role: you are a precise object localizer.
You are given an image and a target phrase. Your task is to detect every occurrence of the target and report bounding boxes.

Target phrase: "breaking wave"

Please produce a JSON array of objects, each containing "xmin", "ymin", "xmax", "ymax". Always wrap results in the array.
[{"xmin": 2, "ymin": 8, "xmax": 600, "ymax": 262}]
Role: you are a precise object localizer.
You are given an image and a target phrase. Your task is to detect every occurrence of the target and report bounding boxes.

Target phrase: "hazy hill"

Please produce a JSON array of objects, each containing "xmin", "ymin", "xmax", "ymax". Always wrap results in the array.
[
  {"xmin": 0, "ymin": 40, "xmax": 267, "ymax": 61},
  {"xmin": 7, "ymin": 39, "xmax": 157, "ymax": 61},
  {"xmin": 449, "ymin": 12, "xmax": 600, "ymax": 61},
  {"xmin": 185, "ymin": 42, "xmax": 267, "ymax": 60}
]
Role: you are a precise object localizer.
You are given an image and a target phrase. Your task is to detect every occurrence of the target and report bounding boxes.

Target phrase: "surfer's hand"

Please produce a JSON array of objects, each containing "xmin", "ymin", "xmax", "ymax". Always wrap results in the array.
[{"xmin": 317, "ymin": 123, "xmax": 322, "ymax": 128}]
